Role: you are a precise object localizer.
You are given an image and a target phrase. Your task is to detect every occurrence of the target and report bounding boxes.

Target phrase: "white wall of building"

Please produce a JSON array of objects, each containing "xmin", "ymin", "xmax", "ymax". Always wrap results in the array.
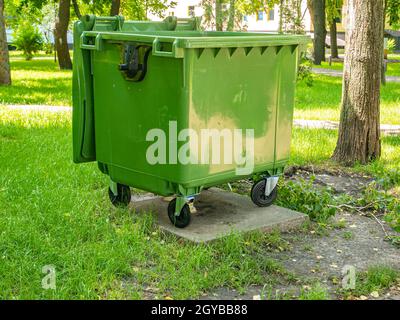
[
  {"xmin": 244, "ymin": 3, "xmax": 312, "ymax": 32},
  {"xmin": 149, "ymin": 0, "xmax": 313, "ymax": 32}
]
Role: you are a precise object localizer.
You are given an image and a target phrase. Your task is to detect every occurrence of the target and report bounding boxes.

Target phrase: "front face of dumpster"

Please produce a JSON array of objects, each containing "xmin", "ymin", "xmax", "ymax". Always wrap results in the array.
[{"xmin": 73, "ymin": 15, "xmax": 309, "ymax": 227}]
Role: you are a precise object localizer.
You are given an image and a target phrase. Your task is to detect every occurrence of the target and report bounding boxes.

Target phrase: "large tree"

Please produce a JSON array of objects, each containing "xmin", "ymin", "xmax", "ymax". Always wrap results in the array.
[
  {"xmin": 332, "ymin": 0, "xmax": 384, "ymax": 165},
  {"xmin": 312, "ymin": 0, "xmax": 326, "ymax": 64},
  {"xmin": 0, "ymin": 0, "xmax": 10, "ymax": 85},
  {"xmin": 54, "ymin": 0, "xmax": 72, "ymax": 69}
]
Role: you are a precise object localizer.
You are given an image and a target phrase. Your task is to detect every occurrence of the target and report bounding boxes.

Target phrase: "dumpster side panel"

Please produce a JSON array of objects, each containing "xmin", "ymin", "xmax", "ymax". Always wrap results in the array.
[
  {"xmin": 91, "ymin": 41, "xmax": 189, "ymax": 194},
  {"xmin": 72, "ymin": 21, "xmax": 96, "ymax": 163},
  {"xmin": 180, "ymin": 46, "xmax": 280, "ymax": 185},
  {"xmin": 274, "ymin": 45, "xmax": 299, "ymax": 165}
]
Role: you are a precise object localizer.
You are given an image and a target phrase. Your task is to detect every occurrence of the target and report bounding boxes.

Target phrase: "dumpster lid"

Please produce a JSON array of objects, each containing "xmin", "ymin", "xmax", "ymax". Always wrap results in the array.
[{"xmin": 82, "ymin": 30, "xmax": 310, "ymax": 49}]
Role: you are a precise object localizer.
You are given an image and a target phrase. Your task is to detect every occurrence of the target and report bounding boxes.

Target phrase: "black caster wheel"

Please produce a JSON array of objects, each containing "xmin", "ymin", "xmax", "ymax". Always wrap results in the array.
[
  {"xmin": 167, "ymin": 198, "xmax": 191, "ymax": 228},
  {"xmin": 250, "ymin": 179, "xmax": 278, "ymax": 207},
  {"xmin": 108, "ymin": 184, "xmax": 131, "ymax": 207}
]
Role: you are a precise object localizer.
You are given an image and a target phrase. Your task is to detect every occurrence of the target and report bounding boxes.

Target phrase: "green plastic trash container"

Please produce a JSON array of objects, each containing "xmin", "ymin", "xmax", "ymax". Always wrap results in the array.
[{"xmin": 72, "ymin": 15, "xmax": 309, "ymax": 228}]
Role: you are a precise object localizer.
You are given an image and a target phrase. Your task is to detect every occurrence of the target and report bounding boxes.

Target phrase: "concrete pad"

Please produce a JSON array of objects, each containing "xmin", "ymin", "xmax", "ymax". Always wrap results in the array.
[{"xmin": 130, "ymin": 188, "xmax": 308, "ymax": 243}]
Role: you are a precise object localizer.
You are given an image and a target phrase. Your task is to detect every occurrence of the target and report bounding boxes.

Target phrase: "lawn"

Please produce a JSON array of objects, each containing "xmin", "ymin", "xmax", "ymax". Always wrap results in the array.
[
  {"xmin": 1, "ymin": 106, "xmax": 399, "ymax": 299},
  {"xmin": 0, "ymin": 56, "xmax": 71, "ymax": 106},
  {"xmin": 313, "ymin": 53, "xmax": 400, "ymax": 77},
  {"xmin": 1, "ymin": 107, "xmax": 305, "ymax": 299},
  {"xmin": 295, "ymin": 75, "xmax": 400, "ymax": 125}
]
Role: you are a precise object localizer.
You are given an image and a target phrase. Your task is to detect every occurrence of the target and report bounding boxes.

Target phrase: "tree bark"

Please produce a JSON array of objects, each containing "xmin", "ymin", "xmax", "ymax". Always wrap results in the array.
[
  {"xmin": 312, "ymin": 0, "xmax": 326, "ymax": 64},
  {"xmin": 0, "ymin": 0, "xmax": 11, "ymax": 85},
  {"xmin": 54, "ymin": 0, "xmax": 72, "ymax": 70},
  {"xmin": 329, "ymin": 19, "xmax": 338, "ymax": 58},
  {"xmin": 110, "ymin": 0, "xmax": 121, "ymax": 16},
  {"xmin": 215, "ymin": 0, "xmax": 223, "ymax": 31},
  {"xmin": 332, "ymin": 0, "xmax": 383, "ymax": 166},
  {"xmin": 227, "ymin": 0, "xmax": 235, "ymax": 31}
]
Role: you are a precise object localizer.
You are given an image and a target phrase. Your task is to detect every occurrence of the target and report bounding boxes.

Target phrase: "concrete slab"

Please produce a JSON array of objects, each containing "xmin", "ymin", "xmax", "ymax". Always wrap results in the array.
[{"xmin": 130, "ymin": 188, "xmax": 308, "ymax": 243}]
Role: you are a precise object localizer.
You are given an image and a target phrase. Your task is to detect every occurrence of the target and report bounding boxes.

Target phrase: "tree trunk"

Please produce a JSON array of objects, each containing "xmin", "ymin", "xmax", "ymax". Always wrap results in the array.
[
  {"xmin": 227, "ymin": 0, "xmax": 235, "ymax": 31},
  {"xmin": 55, "ymin": 0, "xmax": 72, "ymax": 70},
  {"xmin": 215, "ymin": 0, "xmax": 223, "ymax": 31},
  {"xmin": 312, "ymin": 0, "xmax": 326, "ymax": 65},
  {"xmin": 110, "ymin": 0, "xmax": 121, "ymax": 16},
  {"xmin": 279, "ymin": 0, "xmax": 284, "ymax": 32},
  {"xmin": 332, "ymin": 0, "xmax": 383, "ymax": 166},
  {"xmin": 329, "ymin": 19, "xmax": 338, "ymax": 58},
  {"xmin": 0, "ymin": 0, "xmax": 11, "ymax": 85},
  {"xmin": 72, "ymin": 0, "xmax": 82, "ymax": 19},
  {"xmin": 307, "ymin": 0, "xmax": 314, "ymax": 30}
]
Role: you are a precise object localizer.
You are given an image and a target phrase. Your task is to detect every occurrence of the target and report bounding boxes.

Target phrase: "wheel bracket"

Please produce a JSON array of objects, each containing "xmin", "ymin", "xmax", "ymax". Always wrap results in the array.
[
  {"xmin": 109, "ymin": 179, "xmax": 118, "ymax": 196},
  {"xmin": 264, "ymin": 176, "xmax": 279, "ymax": 197}
]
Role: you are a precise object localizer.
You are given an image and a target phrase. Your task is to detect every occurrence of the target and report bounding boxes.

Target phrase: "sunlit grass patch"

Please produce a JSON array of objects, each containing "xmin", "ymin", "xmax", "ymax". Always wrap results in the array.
[
  {"xmin": 295, "ymin": 75, "xmax": 400, "ymax": 125},
  {"xmin": 0, "ymin": 55, "xmax": 72, "ymax": 106}
]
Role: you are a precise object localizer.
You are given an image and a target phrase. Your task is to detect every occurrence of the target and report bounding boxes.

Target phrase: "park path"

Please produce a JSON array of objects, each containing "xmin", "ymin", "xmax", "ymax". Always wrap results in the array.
[
  {"xmin": 3, "ymin": 104, "xmax": 400, "ymax": 135},
  {"xmin": 312, "ymin": 68, "xmax": 400, "ymax": 83}
]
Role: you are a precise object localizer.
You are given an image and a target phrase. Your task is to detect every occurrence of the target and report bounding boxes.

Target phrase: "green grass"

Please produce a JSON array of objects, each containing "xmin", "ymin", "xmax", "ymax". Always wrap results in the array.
[
  {"xmin": 290, "ymin": 127, "xmax": 400, "ymax": 183},
  {"xmin": 0, "ymin": 108, "xmax": 298, "ymax": 299},
  {"xmin": 0, "ymin": 53, "xmax": 71, "ymax": 106},
  {"xmin": 295, "ymin": 75, "xmax": 400, "ymax": 125},
  {"xmin": 298, "ymin": 283, "xmax": 329, "ymax": 300},
  {"xmin": 313, "ymin": 54, "xmax": 400, "ymax": 77},
  {"xmin": 341, "ymin": 265, "xmax": 399, "ymax": 298},
  {"xmin": 1, "ymin": 108, "xmax": 398, "ymax": 299}
]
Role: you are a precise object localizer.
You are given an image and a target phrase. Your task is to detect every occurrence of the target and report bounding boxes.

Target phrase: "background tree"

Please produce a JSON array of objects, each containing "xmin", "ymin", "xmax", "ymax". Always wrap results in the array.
[
  {"xmin": 386, "ymin": 0, "xmax": 400, "ymax": 28},
  {"xmin": 120, "ymin": 0, "xmax": 176, "ymax": 20},
  {"xmin": 215, "ymin": 0, "xmax": 223, "ymax": 31},
  {"xmin": 13, "ymin": 21, "xmax": 43, "ymax": 60},
  {"xmin": 326, "ymin": 0, "xmax": 342, "ymax": 59},
  {"xmin": 54, "ymin": 0, "xmax": 72, "ymax": 70},
  {"xmin": 332, "ymin": 0, "xmax": 384, "ymax": 165},
  {"xmin": 279, "ymin": 0, "xmax": 306, "ymax": 33},
  {"xmin": 306, "ymin": 0, "xmax": 314, "ymax": 26},
  {"xmin": 227, "ymin": 0, "xmax": 236, "ymax": 31},
  {"xmin": 0, "ymin": 0, "xmax": 11, "ymax": 85},
  {"xmin": 110, "ymin": 0, "xmax": 120, "ymax": 16},
  {"xmin": 312, "ymin": 0, "xmax": 326, "ymax": 64}
]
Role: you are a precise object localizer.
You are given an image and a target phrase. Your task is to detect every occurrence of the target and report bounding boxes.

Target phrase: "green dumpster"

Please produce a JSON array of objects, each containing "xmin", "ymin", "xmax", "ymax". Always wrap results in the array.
[{"xmin": 73, "ymin": 15, "xmax": 309, "ymax": 228}]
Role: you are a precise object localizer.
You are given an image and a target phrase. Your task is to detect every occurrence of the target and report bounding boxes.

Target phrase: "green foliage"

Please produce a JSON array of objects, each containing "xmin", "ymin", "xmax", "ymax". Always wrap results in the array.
[
  {"xmin": 386, "ymin": 0, "xmax": 400, "ymax": 28},
  {"xmin": 387, "ymin": 38, "xmax": 396, "ymax": 53},
  {"xmin": 13, "ymin": 22, "xmax": 43, "ymax": 60},
  {"xmin": 120, "ymin": 0, "xmax": 177, "ymax": 20},
  {"xmin": 297, "ymin": 51, "xmax": 314, "ymax": 86},
  {"xmin": 345, "ymin": 181, "xmax": 400, "ymax": 234},
  {"xmin": 326, "ymin": 0, "xmax": 343, "ymax": 23},
  {"xmin": 276, "ymin": 177, "xmax": 337, "ymax": 222},
  {"xmin": 279, "ymin": 0, "xmax": 305, "ymax": 34},
  {"xmin": 201, "ymin": 0, "xmax": 244, "ymax": 31}
]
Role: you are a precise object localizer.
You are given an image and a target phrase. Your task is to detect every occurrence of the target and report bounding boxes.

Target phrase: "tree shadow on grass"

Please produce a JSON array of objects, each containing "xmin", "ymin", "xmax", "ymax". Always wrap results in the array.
[{"xmin": 0, "ymin": 78, "xmax": 71, "ymax": 105}]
